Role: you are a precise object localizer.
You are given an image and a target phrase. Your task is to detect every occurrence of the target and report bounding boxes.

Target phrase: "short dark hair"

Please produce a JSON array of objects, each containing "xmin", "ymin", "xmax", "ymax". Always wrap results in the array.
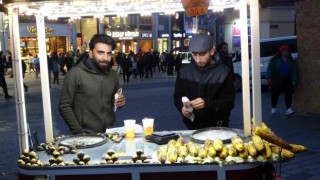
[{"xmin": 89, "ymin": 34, "xmax": 116, "ymax": 51}]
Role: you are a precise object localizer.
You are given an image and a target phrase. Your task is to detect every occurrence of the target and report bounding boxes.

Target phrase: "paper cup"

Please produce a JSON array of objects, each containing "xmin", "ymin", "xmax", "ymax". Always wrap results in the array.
[
  {"xmin": 142, "ymin": 118, "xmax": 154, "ymax": 136},
  {"xmin": 124, "ymin": 119, "xmax": 136, "ymax": 138}
]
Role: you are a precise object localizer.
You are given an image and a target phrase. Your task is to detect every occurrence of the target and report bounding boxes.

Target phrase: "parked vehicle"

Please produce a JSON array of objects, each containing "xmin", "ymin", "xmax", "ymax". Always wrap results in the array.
[{"xmin": 232, "ymin": 36, "xmax": 297, "ymax": 91}]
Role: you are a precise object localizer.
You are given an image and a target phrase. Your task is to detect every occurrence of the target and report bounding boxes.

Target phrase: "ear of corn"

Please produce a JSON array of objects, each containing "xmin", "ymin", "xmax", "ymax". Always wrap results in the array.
[
  {"xmin": 231, "ymin": 136, "xmax": 245, "ymax": 152},
  {"xmin": 213, "ymin": 138, "xmax": 224, "ymax": 152},
  {"xmin": 252, "ymin": 135, "xmax": 265, "ymax": 151},
  {"xmin": 290, "ymin": 144, "xmax": 308, "ymax": 153},
  {"xmin": 246, "ymin": 142, "xmax": 257, "ymax": 157},
  {"xmin": 270, "ymin": 145, "xmax": 294, "ymax": 159},
  {"xmin": 254, "ymin": 127, "xmax": 291, "ymax": 150}
]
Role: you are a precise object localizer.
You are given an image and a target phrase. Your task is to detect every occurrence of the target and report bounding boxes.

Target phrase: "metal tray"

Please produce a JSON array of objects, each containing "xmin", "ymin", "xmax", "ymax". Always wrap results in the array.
[
  {"xmin": 58, "ymin": 134, "xmax": 107, "ymax": 149},
  {"xmin": 190, "ymin": 127, "xmax": 239, "ymax": 144}
]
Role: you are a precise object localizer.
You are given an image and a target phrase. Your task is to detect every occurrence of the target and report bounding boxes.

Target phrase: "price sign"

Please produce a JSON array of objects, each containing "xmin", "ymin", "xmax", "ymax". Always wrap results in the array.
[{"xmin": 185, "ymin": 7, "xmax": 208, "ymax": 17}]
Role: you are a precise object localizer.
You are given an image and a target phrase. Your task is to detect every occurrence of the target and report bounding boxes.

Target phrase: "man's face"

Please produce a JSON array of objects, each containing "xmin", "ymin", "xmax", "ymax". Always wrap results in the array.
[
  {"xmin": 220, "ymin": 44, "xmax": 228, "ymax": 54},
  {"xmin": 89, "ymin": 43, "xmax": 113, "ymax": 71},
  {"xmin": 192, "ymin": 48, "xmax": 215, "ymax": 68}
]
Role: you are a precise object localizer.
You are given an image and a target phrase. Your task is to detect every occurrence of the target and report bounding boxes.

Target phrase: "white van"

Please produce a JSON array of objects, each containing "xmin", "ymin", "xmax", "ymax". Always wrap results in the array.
[{"xmin": 232, "ymin": 36, "xmax": 298, "ymax": 91}]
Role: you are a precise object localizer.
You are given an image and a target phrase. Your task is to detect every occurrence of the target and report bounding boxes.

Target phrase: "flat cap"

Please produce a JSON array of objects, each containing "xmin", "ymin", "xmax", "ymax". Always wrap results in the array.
[{"xmin": 189, "ymin": 33, "xmax": 214, "ymax": 52}]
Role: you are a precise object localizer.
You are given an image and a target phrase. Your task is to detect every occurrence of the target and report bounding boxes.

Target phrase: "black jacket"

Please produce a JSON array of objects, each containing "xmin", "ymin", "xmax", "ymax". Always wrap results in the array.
[{"xmin": 174, "ymin": 61, "xmax": 235, "ymax": 129}]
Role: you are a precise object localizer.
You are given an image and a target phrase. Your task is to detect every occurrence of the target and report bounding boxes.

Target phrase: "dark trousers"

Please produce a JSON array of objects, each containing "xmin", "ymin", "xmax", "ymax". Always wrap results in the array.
[
  {"xmin": 53, "ymin": 72, "xmax": 59, "ymax": 84},
  {"xmin": 271, "ymin": 79, "xmax": 293, "ymax": 109},
  {"xmin": 122, "ymin": 69, "xmax": 131, "ymax": 83},
  {"xmin": 0, "ymin": 74, "xmax": 9, "ymax": 96}
]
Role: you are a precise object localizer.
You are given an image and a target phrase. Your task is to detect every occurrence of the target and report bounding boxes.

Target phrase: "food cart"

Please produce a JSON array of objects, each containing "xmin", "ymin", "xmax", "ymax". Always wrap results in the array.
[
  {"xmin": 5, "ymin": 0, "xmax": 303, "ymax": 180},
  {"xmin": 17, "ymin": 129, "xmax": 276, "ymax": 180}
]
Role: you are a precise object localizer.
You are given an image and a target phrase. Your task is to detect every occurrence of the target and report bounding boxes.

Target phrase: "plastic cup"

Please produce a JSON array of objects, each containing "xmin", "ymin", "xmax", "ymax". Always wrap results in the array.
[
  {"xmin": 124, "ymin": 119, "xmax": 136, "ymax": 138},
  {"xmin": 142, "ymin": 118, "xmax": 154, "ymax": 136}
]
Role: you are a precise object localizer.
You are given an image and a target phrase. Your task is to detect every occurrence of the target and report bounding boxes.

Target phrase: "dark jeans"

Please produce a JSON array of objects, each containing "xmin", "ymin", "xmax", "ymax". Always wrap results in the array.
[
  {"xmin": 0, "ymin": 74, "xmax": 9, "ymax": 96},
  {"xmin": 271, "ymin": 79, "xmax": 293, "ymax": 109},
  {"xmin": 123, "ymin": 68, "xmax": 131, "ymax": 83}
]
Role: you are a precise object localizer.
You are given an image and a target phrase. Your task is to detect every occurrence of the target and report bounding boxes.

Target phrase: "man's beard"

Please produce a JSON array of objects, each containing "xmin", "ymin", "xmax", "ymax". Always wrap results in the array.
[{"xmin": 97, "ymin": 61, "xmax": 111, "ymax": 72}]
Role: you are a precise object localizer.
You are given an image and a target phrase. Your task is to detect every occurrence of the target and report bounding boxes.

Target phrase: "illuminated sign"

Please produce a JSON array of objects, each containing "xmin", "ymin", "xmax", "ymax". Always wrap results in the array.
[
  {"xmin": 173, "ymin": 33, "xmax": 183, "ymax": 38},
  {"xmin": 160, "ymin": 34, "xmax": 170, "ymax": 38},
  {"xmin": 106, "ymin": 31, "xmax": 139, "ymax": 39},
  {"xmin": 141, "ymin": 32, "xmax": 152, "ymax": 38},
  {"xmin": 27, "ymin": 26, "xmax": 54, "ymax": 34}
]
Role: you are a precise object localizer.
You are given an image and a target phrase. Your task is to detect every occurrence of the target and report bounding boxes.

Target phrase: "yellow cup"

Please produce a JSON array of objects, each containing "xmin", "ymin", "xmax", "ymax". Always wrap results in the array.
[
  {"xmin": 142, "ymin": 118, "xmax": 154, "ymax": 136},
  {"xmin": 124, "ymin": 119, "xmax": 136, "ymax": 138}
]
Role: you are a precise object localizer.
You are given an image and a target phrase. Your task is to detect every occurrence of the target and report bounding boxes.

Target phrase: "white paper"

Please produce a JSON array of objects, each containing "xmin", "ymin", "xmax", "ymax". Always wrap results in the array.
[
  {"xmin": 182, "ymin": 96, "xmax": 195, "ymax": 122},
  {"xmin": 114, "ymin": 93, "xmax": 119, "ymax": 112}
]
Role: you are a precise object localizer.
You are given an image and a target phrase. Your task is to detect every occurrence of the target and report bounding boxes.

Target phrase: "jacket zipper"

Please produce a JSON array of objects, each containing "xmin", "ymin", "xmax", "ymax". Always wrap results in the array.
[
  {"xmin": 100, "ymin": 75, "xmax": 106, "ymax": 130},
  {"xmin": 198, "ymin": 69, "xmax": 205, "ymax": 96}
]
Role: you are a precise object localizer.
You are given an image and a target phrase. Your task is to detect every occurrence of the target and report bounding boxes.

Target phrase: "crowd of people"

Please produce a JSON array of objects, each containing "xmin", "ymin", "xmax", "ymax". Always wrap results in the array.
[{"xmin": 114, "ymin": 49, "xmax": 183, "ymax": 84}]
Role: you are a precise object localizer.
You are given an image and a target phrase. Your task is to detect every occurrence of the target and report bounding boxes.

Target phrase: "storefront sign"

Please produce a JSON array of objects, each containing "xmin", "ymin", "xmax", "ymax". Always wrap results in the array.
[
  {"xmin": 160, "ymin": 33, "xmax": 169, "ymax": 38},
  {"xmin": 141, "ymin": 32, "xmax": 153, "ymax": 38},
  {"xmin": 106, "ymin": 31, "xmax": 139, "ymax": 40},
  {"xmin": 27, "ymin": 26, "xmax": 54, "ymax": 34},
  {"xmin": 171, "ymin": 31, "xmax": 185, "ymax": 39}
]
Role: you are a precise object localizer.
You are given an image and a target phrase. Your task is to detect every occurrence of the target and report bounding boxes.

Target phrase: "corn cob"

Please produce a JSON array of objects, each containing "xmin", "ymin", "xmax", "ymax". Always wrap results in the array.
[
  {"xmin": 157, "ymin": 152, "xmax": 167, "ymax": 164},
  {"xmin": 270, "ymin": 145, "xmax": 294, "ymax": 159},
  {"xmin": 176, "ymin": 137, "xmax": 185, "ymax": 145},
  {"xmin": 290, "ymin": 144, "xmax": 308, "ymax": 153},
  {"xmin": 227, "ymin": 145, "xmax": 238, "ymax": 157},
  {"xmin": 213, "ymin": 138, "xmax": 224, "ymax": 152},
  {"xmin": 238, "ymin": 147, "xmax": 249, "ymax": 159},
  {"xmin": 219, "ymin": 147, "xmax": 228, "ymax": 159},
  {"xmin": 168, "ymin": 149, "xmax": 178, "ymax": 163},
  {"xmin": 231, "ymin": 136, "xmax": 245, "ymax": 152},
  {"xmin": 246, "ymin": 142, "xmax": 257, "ymax": 157},
  {"xmin": 262, "ymin": 143, "xmax": 272, "ymax": 159},
  {"xmin": 254, "ymin": 127, "xmax": 291, "ymax": 150},
  {"xmin": 204, "ymin": 140, "xmax": 213, "ymax": 150},
  {"xmin": 252, "ymin": 135, "xmax": 265, "ymax": 151},
  {"xmin": 207, "ymin": 146, "xmax": 217, "ymax": 158},
  {"xmin": 198, "ymin": 147, "xmax": 208, "ymax": 159}
]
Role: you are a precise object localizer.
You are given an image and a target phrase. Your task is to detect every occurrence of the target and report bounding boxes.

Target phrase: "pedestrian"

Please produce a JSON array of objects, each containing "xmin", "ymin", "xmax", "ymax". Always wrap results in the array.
[
  {"xmin": 21, "ymin": 60, "xmax": 28, "ymax": 92},
  {"xmin": 59, "ymin": 34, "xmax": 125, "ymax": 134},
  {"xmin": 52, "ymin": 59, "xmax": 59, "ymax": 85},
  {"xmin": 174, "ymin": 53, "xmax": 182, "ymax": 73},
  {"xmin": 267, "ymin": 45, "xmax": 298, "ymax": 115},
  {"xmin": 121, "ymin": 55, "xmax": 133, "ymax": 84},
  {"xmin": 166, "ymin": 50, "xmax": 175, "ymax": 76},
  {"xmin": 214, "ymin": 42, "xmax": 234, "ymax": 74},
  {"xmin": 0, "ymin": 51, "xmax": 12, "ymax": 99},
  {"xmin": 33, "ymin": 54, "xmax": 40, "ymax": 78},
  {"xmin": 174, "ymin": 33, "xmax": 235, "ymax": 129},
  {"xmin": 160, "ymin": 51, "xmax": 167, "ymax": 72}
]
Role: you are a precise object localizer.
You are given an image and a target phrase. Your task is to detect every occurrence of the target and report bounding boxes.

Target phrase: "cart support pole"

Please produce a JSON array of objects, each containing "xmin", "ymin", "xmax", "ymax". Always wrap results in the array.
[
  {"xmin": 36, "ymin": 13, "xmax": 54, "ymax": 142},
  {"xmin": 239, "ymin": 1, "xmax": 251, "ymax": 137},
  {"xmin": 8, "ymin": 8, "xmax": 29, "ymax": 153},
  {"xmin": 250, "ymin": 0, "xmax": 262, "ymax": 127}
]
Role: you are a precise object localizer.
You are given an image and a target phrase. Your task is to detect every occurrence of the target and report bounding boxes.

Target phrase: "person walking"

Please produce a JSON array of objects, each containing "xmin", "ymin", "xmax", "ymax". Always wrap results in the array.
[
  {"xmin": 0, "ymin": 51, "xmax": 12, "ymax": 99},
  {"xmin": 214, "ymin": 42, "xmax": 234, "ymax": 74},
  {"xmin": 121, "ymin": 55, "xmax": 133, "ymax": 84},
  {"xmin": 52, "ymin": 59, "xmax": 60, "ymax": 85},
  {"xmin": 267, "ymin": 45, "xmax": 298, "ymax": 115},
  {"xmin": 59, "ymin": 34, "xmax": 125, "ymax": 134},
  {"xmin": 21, "ymin": 60, "xmax": 28, "ymax": 92},
  {"xmin": 174, "ymin": 33, "xmax": 235, "ymax": 129}
]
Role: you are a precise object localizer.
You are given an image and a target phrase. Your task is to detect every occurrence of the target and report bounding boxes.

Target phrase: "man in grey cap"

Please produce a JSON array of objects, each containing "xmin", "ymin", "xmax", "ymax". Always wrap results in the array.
[{"xmin": 174, "ymin": 33, "xmax": 235, "ymax": 129}]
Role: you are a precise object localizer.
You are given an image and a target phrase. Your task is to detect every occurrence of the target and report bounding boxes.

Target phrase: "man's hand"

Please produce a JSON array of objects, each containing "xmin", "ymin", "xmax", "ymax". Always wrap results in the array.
[
  {"xmin": 190, "ymin": 98, "xmax": 205, "ymax": 109},
  {"xmin": 182, "ymin": 106, "xmax": 193, "ymax": 118},
  {"xmin": 116, "ymin": 95, "xmax": 125, "ymax": 108}
]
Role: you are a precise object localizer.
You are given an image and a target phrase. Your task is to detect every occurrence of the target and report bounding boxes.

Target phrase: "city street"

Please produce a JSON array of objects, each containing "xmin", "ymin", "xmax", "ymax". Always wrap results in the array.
[{"xmin": 0, "ymin": 70, "xmax": 320, "ymax": 180}]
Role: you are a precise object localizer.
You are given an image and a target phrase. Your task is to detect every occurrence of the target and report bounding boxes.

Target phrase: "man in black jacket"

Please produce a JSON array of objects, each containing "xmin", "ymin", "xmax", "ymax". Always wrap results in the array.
[{"xmin": 174, "ymin": 34, "xmax": 235, "ymax": 129}]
